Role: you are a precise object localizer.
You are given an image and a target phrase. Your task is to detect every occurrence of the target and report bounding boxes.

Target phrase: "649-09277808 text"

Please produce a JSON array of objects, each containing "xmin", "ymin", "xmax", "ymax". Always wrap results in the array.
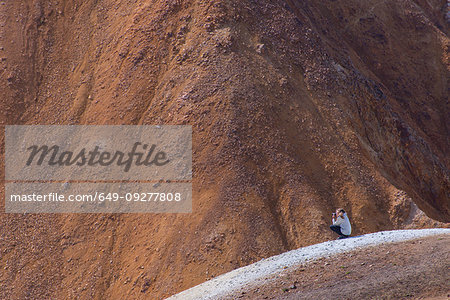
[
  {"xmin": 5, "ymin": 125, "xmax": 192, "ymax": 213},
  {"xmin": 9, "ymin": 192, "xmax": 184, "ymax": 202}
]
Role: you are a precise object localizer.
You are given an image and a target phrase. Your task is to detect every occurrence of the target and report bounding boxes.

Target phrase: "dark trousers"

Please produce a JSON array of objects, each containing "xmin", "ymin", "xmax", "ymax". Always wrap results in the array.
[{"xmin": 330, "ymin": 225, "xmax": 349, "ymax": 237}]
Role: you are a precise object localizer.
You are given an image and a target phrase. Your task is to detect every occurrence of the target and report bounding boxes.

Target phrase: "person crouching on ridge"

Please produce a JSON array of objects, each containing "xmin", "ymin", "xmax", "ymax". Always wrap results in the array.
[{"xmin": 330, "ymin": 208, "xmax": 351, "ymax": 239}]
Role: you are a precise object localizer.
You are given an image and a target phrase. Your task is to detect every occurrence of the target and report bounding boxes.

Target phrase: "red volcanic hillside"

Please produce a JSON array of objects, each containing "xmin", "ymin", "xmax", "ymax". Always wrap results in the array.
[{"xmin": 0, "ymin": 0, "xmax": 448, "ymax": 299}]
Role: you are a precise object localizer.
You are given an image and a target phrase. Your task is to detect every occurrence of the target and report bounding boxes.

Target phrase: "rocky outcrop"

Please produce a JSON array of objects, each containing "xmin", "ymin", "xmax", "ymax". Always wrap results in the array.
[{"xmin": 0, "ymin": 0, "xmax": 448, "ymax": 298}]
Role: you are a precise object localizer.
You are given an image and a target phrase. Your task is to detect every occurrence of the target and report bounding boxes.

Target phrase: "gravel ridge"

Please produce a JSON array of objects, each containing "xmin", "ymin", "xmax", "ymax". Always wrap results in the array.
[{"xmin": 167, "ymin": 228, "xmax": 450, "ymax": 300}]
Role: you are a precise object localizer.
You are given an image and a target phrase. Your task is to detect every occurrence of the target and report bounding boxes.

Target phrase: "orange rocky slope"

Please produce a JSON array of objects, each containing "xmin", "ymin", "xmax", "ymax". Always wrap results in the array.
[{"xmin": 0, "ymin": 0, "xmax": 448, "ymax": 299}]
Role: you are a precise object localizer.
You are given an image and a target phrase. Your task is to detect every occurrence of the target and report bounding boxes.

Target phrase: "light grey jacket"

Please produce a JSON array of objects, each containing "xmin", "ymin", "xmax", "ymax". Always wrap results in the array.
[{"xmin": 332, "ymin": 212, "xmax": 352, "ymax": 235}]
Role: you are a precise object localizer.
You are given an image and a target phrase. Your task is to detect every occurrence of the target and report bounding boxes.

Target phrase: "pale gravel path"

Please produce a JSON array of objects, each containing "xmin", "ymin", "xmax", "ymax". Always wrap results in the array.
[{"xmin": 167, "ymin": 228, "xmax": 450, "ymax": 300}]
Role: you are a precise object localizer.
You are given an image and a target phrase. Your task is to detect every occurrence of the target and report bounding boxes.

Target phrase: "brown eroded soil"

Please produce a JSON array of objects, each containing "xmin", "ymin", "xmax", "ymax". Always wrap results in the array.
[{"xmin": 0, "ymin": 0, "xmax": 449, "ymax": 299}]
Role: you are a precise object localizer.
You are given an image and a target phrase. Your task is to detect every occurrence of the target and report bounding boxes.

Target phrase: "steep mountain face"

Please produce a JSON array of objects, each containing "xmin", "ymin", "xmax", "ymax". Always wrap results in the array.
[{"xmin": 0, "ymin": 0, "xmax": 448, "ymax": 298}]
